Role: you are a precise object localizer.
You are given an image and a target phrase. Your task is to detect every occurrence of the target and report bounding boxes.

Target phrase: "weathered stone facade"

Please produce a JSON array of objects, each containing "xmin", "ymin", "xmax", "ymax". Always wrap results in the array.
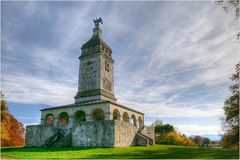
[
  {"xmin": 26, "ymin": 119, "xmax": 154, "ymax": 147},
  {"xmin": 75, "ymin": 26, "xmax": 116, "ymax": 103},
  {"xmin": 25, "ymin": 19, "xmax": 155, "ymax": 147}
]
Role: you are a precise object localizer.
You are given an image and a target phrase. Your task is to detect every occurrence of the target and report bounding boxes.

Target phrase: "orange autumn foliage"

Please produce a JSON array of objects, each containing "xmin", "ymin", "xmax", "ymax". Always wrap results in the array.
[
  {"xmin": 1, "ymin": 95, "xmax": 25, "ymax": 146},
  {"xmin": 155, "ymin": 131, "xmax": 196, "ymax": 146}
]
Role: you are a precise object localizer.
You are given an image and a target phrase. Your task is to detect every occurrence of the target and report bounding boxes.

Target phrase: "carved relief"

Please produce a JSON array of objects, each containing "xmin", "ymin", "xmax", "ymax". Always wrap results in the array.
[
  {"xmin": 105, "ymin": 61, "xmax": 110, "ymax": 72},
  {"xmin": 82, "ymin": 60, "xmax": 97, "ymax": 90},
  {"xmin": 103, "ymin": 78, "xmax": 112, "ymax": 92}
]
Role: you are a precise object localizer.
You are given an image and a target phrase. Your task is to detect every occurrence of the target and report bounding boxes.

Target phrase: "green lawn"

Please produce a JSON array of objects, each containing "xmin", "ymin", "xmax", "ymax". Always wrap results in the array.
[{"xmin": 1, "ymin": 145, "xmax": 239, "ymax": 159}]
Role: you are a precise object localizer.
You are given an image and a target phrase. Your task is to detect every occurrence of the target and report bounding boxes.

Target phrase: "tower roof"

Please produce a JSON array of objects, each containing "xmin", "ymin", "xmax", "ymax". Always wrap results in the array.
[{"xmin": 80, "ymin": 26, "xmax": 112, "ymax": 58}]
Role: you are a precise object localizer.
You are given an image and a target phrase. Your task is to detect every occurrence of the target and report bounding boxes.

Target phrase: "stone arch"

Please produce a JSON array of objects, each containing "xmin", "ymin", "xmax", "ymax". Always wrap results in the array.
[
  {"xmin": 59, "ymin": 112, "xmax": 69, "ymax": 126},
  {"xmin": 45, "ymin": 113, "xmax": 54, "ymax": 125},
  {"xmin": 74, "ymin": 110, "xmax": 86, "ymax": 123},
  {"xmin": 131, "ymin": 114, "xmax": 137, "ymax": 127},
  {"xmin": 138, "ymin": 117, "xmax": 143, "ymax": 129},
  {"xmin": 123, "ymin": 112, "xmax": 129, "ymax": 122},
  {"xmin": 113, "ymin": 109, "xmax": 120, "ymax": 120},
  {"xmin": 92, "ymin": 108, "xmax": 105, "ymax": 121}
]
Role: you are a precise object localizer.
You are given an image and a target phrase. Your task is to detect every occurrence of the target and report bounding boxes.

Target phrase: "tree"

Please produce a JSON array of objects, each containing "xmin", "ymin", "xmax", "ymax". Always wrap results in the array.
[
  {"xmin": 0, "ymin": 92, "xmax": 25, "ymax": 146},
  {"xmin": 221, "ymin": 63, "xmax": 239, "ymax": 148},
  {"xmin": 192, "ymin": 136, "xmax": 203, "ymax": 146},
  {"xmin": 151, "ymin": 119, "xmax": 163, "ymax": 128},
  {"xmin": 155, "ymin": 131, "xmax": 196, "ymax": 146},
  {"xmin": 216, "ymin": 0, "xmax": 239, "ymax": 18},
  {"xmin": 152, "ymin": 120, "xmax": 196, "ymax": 146},
  {"xmin": 216, "ymin": 0, "xmax": 240, "ymax": 42},
  {"xmin": 155, "ymin": 123, "xmax": 174, "ymax": 135},
  {"xmin": 190, "ymin": 136, "xmax": 211, "ymax": 147},
  {"xmin": 202, "ymin": 137, "xmax": 211, "ymax": 146}
]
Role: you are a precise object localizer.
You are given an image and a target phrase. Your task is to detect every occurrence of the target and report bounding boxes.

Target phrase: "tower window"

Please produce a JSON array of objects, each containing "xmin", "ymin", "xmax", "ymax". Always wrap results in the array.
[{"xmin": 105, "ymin": 61, "xmax": 110, "ymax": 72}]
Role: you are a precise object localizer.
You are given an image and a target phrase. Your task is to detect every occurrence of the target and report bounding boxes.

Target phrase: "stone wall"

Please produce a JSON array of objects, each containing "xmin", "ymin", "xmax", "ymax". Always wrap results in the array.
[
  {"xmin": 114, "ymin": 120, "xmax": 138, "ymax": 147},
  {"xmin": 25, "ymin": 125, "xmax": 55, "ymax": 147},
  {"xmin": 72, "ymin": 121, "xmax": 115, "ymax": 147},
  {"xmin": 25, "ymin": 120, "xmax": 154, "ymax": 147},
  {"xmin": 141, "ymin": 126, "xmax": 155, "ymax": 145},
  {"xmin": 142, "ymin": 126, "xmax": 155, "ymax": 139}
]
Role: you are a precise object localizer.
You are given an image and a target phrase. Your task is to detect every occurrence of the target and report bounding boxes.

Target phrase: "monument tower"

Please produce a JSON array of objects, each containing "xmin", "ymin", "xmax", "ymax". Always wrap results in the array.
[
  {"xmin": 25, "ymin": 18, "xmax": 154, "ymax": 147},
  {"xmin": 75, "ymin": 18, "xmax": 116, "ymax": 103}
]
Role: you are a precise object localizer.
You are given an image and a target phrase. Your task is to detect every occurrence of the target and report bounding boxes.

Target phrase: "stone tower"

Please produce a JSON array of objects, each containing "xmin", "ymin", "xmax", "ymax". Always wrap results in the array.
[
  {"xmin": 74, "ymin": 23, "xmax": 117, "ymax": 103},
  {"xmin": 25, "ymin": 18, "xmax": 155, "ymax": 147}
]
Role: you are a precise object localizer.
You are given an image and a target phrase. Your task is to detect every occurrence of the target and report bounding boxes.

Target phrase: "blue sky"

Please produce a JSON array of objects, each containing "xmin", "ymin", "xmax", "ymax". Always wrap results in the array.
[{"xmin": 1, "ymin": 1, "xmax": 238, "ymax": 140}]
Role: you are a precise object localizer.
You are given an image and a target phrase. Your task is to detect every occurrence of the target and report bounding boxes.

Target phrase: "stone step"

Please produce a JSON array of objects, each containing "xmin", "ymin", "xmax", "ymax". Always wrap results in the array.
[
  {"xmin": 44, "ymin": 129, "xmax": 72, "ymax": 147},
  {"xmin": 136, "ymin": 133, "xmax": 154, "ymax": 146}
]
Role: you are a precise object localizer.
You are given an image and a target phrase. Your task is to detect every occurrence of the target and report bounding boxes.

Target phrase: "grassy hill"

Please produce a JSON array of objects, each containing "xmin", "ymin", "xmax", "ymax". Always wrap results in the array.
[{"xmin": 1, "ymin": 145, "xmax": 238, "ymax": 159}]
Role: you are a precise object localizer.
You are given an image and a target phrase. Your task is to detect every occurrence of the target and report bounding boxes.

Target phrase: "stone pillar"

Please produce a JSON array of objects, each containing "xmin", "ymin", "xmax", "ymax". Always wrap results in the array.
[
  {"xmin": 86, "ymin": 114, "xmax": 92, "ymax": 121},
  {"xmin": 105, "ymin": 112, "xmax": 111, "ymax": 120},
  {"xmin": 54, "ymin": 118, "xmax": 58, "ymax": 127},
  {"xmin": 40, "ymin": 118, "xmax": 45, "ymax": 125},
  {"xmin": 108, "ymin": 112, "xmax": 113, "ymax": 120},
  {"xmin": 143, "ymin": 116, "xmax": 145, "ymax": 127},
  {"xmin": 136, "ymin": 120, "xmax": 139, "ymax": 129},
  {"xmin": 119, "ymin": 115, "xmax": 122, "ymax": 121},
  {"xmin": 69, "ymin": 116, "xmax": 74, "ymax": 127}
]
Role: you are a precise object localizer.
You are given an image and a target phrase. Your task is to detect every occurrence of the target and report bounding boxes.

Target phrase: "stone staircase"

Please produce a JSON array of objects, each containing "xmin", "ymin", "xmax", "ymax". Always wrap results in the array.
[
  {"xmin": 136, "ymin": 129, "xmax": 154, "ymax": 146},
  {"xmin": 44, "ymin": 129, "xmax": 72, "ymax": 147}
]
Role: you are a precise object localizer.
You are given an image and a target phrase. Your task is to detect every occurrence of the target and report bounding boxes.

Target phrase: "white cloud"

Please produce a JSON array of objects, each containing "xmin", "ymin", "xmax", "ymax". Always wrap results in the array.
[
  {"xmin": 143, "ymin": 122, "xmax": 222, "ymax": 136},
  {"xmin": 2, "ymin": 1, "xmax": 238, "ymax": 135},
  {"xmin": 2, "ymin": 73, "xmax": 76, "ymax": 105},
  {"xmin": 119, "ymin": 99, "xmax": 223, "ymax": 118},
  {"xmin": 175, "ymin": 124, "xmax": 222, "ymax": 136}
]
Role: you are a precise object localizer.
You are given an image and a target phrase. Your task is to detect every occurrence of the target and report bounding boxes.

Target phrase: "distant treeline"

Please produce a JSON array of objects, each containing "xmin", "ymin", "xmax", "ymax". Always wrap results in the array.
[{"xmin": 152, "ymin": 120, "xmax": 218, "ymax": 147}]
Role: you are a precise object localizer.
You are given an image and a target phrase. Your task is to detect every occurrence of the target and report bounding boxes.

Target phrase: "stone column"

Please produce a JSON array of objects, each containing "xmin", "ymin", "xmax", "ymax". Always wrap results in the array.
[
  {"xmin": 69, "ymin": 116, "xmax": 74, "ymax": 127},
  {"xmin": 86, "ymin": 114, "xmax": 92, "ymax": 121},
  {"xmin": 119, "ymin": 115, "xmax": 122, "ymax": 121},
  {"xmin": 108, "ymin": 112, "xmax": 113, "ymax": 120},
  {"xmin": 105, "ymin": 112, "xmax": 111, "ymax": 120},
  {"xmin": 54, "ymin": 118, "xmax": 58, "ymax": 127},
  {"xmin": 143, "ymin": 116, "xmax": 145, "ymax": 127},
  {"xmin": 136, "ymin": 120, "xmax": 139, "ymax": 129},
  {"xmin": 40, "ymin": 118, "xmax": 45, "ymax": 125}
]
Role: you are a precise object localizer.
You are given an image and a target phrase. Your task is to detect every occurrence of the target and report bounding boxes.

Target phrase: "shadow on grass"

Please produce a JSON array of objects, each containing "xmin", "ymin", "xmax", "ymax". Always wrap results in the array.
[
  {"xmin": 1, "ymin": 145, "xmax": 239, "ymax": 159},
  {"xmin": 1, "ymin": 146, "xmax": 109, "ymax": 152},
  {"xmin": 89, "ymin": 147, "xmax": 239, "ymax": 159}
]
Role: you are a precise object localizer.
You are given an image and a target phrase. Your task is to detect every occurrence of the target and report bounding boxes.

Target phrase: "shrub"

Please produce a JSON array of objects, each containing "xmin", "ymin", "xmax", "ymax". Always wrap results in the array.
[{"xmin": 155, "ymin": 131, "xmax": 196, "ymax": 146}]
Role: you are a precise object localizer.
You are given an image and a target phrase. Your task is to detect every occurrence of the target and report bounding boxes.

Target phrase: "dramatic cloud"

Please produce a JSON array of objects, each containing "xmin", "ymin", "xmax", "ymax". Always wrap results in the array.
[{"xmin": 2, "ymin": 1, "xmax": 238, "ymax": 136}]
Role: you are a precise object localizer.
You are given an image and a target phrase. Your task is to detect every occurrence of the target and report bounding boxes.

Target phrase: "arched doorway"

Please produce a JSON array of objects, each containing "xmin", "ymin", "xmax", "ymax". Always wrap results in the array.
[
  {"xmin": 74, "ymin": 110, "xmax": 86, "ymax": 123},
  {"xmin": 113, "ymin": 109, "xmax": 120, "ymax": 120},
  {"xmin": 138, "ymin": 117, "xmax": 143, "ymax": 129},
  {"xmin": 45, "ymin": 113, "xmax": 54, "ymax": 125},
  {"xmin": 123, "ymin": 112, "xmax": 129, "ymax": 122},
  {"xmin": 131, "ymin": 115, "xmax": 137, "ymax": 127},
  {"xmin": 59, "ymin": 112, "xmax": 69, "ymax": 126},
  {"xmin": 92, "ymin": 108, "xmax": 104, "ymax": 121}
]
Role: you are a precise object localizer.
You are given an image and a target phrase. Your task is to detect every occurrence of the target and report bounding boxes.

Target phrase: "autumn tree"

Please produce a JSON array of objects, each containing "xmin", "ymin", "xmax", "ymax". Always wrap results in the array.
[
  {"xmin": 152, "ymin": 120, "xmax": 196, "ymax": 146},
  {"xmin": 221, "ymin": 63, "xmax": 239, "ymax": 148},
  {"xmin": 1, "ymin": 92, "xmax": 25, "ymax": 146}
]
